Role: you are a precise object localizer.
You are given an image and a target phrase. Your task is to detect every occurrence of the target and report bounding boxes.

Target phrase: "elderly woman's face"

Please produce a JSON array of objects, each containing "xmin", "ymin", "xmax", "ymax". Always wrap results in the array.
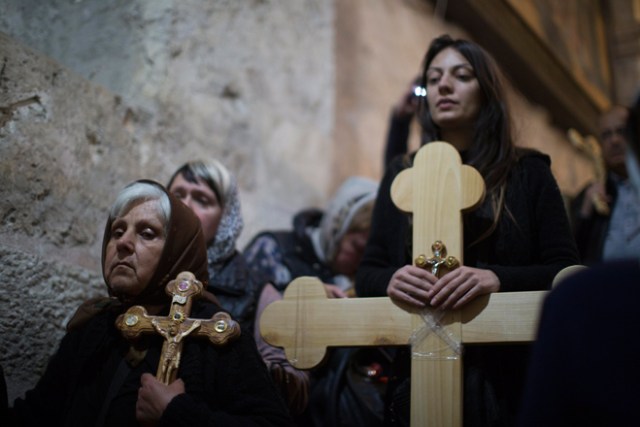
[
  {"xmin": 104, "ymin": 200, "xmax": 166, "ymax": 298},
  {"xmin": 169, "ymin": 173, "xmax": 222, "ymax": 245}
]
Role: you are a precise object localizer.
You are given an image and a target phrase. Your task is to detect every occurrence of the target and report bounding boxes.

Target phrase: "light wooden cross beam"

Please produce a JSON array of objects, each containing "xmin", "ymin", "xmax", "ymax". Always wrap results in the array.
[
  {"xmin": 116, "ymin": 271, "xmax": 240, "ymax": 384},
  {"xmin": 567, "ymin": 128, "xmax": 609, "ymax": 215},
  {"xmin": 261, "ymin": 142, "xmax": 549, "ymax": 426}
]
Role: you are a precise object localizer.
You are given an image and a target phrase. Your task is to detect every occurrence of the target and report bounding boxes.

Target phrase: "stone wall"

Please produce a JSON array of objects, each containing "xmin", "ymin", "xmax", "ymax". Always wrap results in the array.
[
  {"xmin": 0, "ymin": 32, "xmax": 152, "ymax": 402},
  {"xmin": 1, "ymin": 0, "xmax": 338, "ymax": 242}
]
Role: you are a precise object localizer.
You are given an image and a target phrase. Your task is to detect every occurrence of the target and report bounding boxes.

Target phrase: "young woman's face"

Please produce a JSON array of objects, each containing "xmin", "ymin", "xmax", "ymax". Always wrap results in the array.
[
  {"xmin": 169, "ymin": 173, "xmax": 222, "ymax": 245},
  {"xmin": 104, "ymin": 200, "xmax": 166, "ymax": 298},
  {"xmin": 426, "ymin": 47, "xmax": 482, "ymax": 131}
]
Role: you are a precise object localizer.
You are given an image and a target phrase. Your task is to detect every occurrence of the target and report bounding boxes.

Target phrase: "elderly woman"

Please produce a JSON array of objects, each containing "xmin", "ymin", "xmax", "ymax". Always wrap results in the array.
[
  {"xmin": 9, "ymin": 180, "xmax": 293, "ymax": 426},
  {"xmin": 356, "ymin": 34, "xmax": 579, "ymax": 426},
  {"xmin": 167, "ymin": 161, "xmax": 309, "ymax": 416}
]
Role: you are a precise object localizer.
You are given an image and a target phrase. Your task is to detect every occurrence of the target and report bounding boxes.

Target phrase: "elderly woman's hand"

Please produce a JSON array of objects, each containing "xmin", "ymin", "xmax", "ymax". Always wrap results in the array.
[
  {"xmin": 136, "ymin": 373, "xmax": 185, "ymax": 426},
  {"xmin": 387, "ymin": 265, "xmax": 437, "ymax": 309},
  {"xmin": 427, "ymin": 266, "xmax": 500, "ymax": 310}
]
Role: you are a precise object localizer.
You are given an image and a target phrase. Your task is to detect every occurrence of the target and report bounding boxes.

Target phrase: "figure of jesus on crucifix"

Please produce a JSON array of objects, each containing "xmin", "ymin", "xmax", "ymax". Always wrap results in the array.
[
  {"xmin": 151, "ymin": 318, "xmax": 202, "ymax": 384},
  {"xmin": 355, "ymin": 35, "xmax": 580, "ymax": 425}
]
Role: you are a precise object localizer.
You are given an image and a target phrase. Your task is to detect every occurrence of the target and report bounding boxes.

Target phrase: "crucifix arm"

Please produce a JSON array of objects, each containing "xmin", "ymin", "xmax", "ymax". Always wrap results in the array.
[
  {"xmin": 116, "ymin": 306, "xmax": 156, "ymax": 341},
  {"xmin": 196, "ymin": 312, "xmax": 241, "ymax": 345}
]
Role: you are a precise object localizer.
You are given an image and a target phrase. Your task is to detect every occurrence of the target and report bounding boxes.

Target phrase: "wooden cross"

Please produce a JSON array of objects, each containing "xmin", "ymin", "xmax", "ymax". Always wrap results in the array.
[
  {"xmin": 260, "ymin": 142, "xmax": 549, "ymax": 426},
  {"xmin": 567, "ymin": 128, "xmax": 609, "ymax": 215},
  {"xmin": 116, "ymin": 271, "xmax": 241, "ymax": 384}
]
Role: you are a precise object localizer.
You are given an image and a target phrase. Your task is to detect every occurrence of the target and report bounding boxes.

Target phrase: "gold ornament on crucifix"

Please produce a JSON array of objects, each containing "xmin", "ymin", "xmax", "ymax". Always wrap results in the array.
[
  {"xmin": 568, "ymin": 128, "xmax": 609, "ymax": 215},
  {"xmin": 415, "ymin": 240, "xmax": 460, "ymax": 278},
  {"xmin": 116, "ymin": 271, "xmax": 240, "ymax": 384}
]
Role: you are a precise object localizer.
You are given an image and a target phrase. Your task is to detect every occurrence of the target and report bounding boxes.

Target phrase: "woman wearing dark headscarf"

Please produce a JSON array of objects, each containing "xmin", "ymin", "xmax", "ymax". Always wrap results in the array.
[
  {"xmin": 356, "ymin": 35, "xmax": 579, "ymax": 426},
  {"xmin": 9, "ymin": 180, "xmax": 293, "ymax": 426},
  {"xmin": 167, "ymin": 161, "xmax": 309, "ymax": 416}
]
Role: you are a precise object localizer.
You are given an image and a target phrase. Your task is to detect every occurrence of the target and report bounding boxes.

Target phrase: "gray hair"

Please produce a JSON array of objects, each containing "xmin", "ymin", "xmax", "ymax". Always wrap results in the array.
[
  {"xmin": 167, "ymin": 160, "xmax": 243, "ymax": 264},
  {"xmin": 167, "ymin": 160, "xmax": 233, "ymax": 208},
  {"xmin": 109, "ymin": 181, "xmax": 171, "ymax": 235}
]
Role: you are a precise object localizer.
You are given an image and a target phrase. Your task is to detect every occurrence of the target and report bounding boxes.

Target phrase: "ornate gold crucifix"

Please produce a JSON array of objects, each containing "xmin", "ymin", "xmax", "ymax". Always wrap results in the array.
[
  {"xmin": 415, "ymin": 240, "xmax": 460, "ymax": 277},
  {"xmin": 116, "ymin": 271, "xmax": 240, "ymax": 384}
]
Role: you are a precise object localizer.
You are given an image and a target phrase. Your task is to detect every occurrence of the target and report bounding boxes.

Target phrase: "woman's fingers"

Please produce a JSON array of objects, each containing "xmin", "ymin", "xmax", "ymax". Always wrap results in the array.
[
  {"xmin": 428, "ymin": 267, "xmax": 500, "ymax": 309},
  {"xmin": 387, "ymin": 265, "xmax": 436, "ymax": 307}
]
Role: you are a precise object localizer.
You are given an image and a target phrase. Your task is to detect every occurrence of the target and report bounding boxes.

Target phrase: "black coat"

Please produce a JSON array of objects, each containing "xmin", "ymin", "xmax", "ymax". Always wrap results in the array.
[
  {"xmin": 357, "ymin": 148, "xmax": 579, "ymax": 297},
  {"xmin": 209, "ymin": 251, "xmax": 269, "ymax": 335},
  {"xmin": 10, "ymin": 302, "xmax": 293, "ymax": 427},
  {"xmin": 519, "ymin": 258, "xmax": 640, "ymax": 426},
  {"xmin": 243, "ymin": 209, "xmax": 336, "ymax": 292}
]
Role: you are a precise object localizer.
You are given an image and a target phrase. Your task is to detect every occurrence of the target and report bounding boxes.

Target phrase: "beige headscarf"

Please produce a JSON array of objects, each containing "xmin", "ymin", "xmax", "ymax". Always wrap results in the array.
[{"xmin": 310, "ymin": 176, "xmax": 379, "ymax": 263}]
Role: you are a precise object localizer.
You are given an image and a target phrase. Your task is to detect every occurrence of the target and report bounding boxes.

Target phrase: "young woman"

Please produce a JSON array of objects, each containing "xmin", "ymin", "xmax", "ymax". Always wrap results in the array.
[{"xmin": 356, "ymin": 35, "xmax": 580, "ymax": 426}]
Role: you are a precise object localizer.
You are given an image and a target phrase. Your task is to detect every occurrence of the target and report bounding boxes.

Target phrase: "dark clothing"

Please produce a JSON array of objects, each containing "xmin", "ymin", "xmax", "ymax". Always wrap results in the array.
[
  {"xmin": 209, "ymin": 253, "xmax": 309, "ymax": 416},
  {"xmin": 570, "ymin": 174, "xmax": 618, "ymax": 265},
  {"xmin": 358, "ymin": 149, "xmax": 579, "ymax": 296},
  {"xmin": 243, "ymin": 209, "xmax": 335, "ymax": 291},
  {"xmin": 519, "ymin": 258, "xmax": 640, "ymax": 427},
  {"xmin": 384, "ymin": 112, "xmax": 412, "ymax": 170},
  {"xmin": 10, "ymin": 302, "xmax": 293, "ymax": 427},
  {"xmin": 209, "ymin": 251, "xmax": 268, "ymax": 334},
  {"xmin": 10, "ymin": 182, "xmax": 293, "ymax": 426},
  {"xmin": 356, "ymin": 148, "xmax": 580, "ymax": 427},
  {"xmin": 244, "ymin": 207, "xmax": 389, "ymax": 427}
]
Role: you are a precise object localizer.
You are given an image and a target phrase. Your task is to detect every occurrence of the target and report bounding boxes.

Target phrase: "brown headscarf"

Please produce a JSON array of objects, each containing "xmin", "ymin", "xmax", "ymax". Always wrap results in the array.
[
  {"xmin": 101, "ymin": 180, "xmax": 209, "ymax": 307},
  {"xmin": 68, "ymin": 180, "xmax": 211, "ymax": 330}
]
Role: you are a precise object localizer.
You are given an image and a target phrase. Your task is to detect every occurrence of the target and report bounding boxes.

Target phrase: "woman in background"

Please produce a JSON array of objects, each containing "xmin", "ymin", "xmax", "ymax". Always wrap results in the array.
[{"xmin": 168, "ymin": 160, "xmax": 309, "ymax": 416}]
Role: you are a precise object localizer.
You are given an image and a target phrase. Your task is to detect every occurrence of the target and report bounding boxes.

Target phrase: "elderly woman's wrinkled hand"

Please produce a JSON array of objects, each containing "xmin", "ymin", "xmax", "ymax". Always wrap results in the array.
[{"xmin": 136, "ymin": 373, "xmax": 185, "ymax": 426}]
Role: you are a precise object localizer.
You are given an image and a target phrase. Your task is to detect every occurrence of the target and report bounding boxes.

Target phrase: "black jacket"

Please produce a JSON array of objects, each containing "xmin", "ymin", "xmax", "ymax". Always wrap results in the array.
[
  {"xmin": 208, "ymin": 252, "xmax": 269, "ymax": 334},
  {"xmin": 10, "ymin": 302, "xmax": 293, "ymax": 427},
  {"xmin": 357, "ymin": 148, "xmax": 579, "ymax": 297},
  {"xmin": 243, "ymin": 209, "xmax": 335, "ymax": 292}
]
